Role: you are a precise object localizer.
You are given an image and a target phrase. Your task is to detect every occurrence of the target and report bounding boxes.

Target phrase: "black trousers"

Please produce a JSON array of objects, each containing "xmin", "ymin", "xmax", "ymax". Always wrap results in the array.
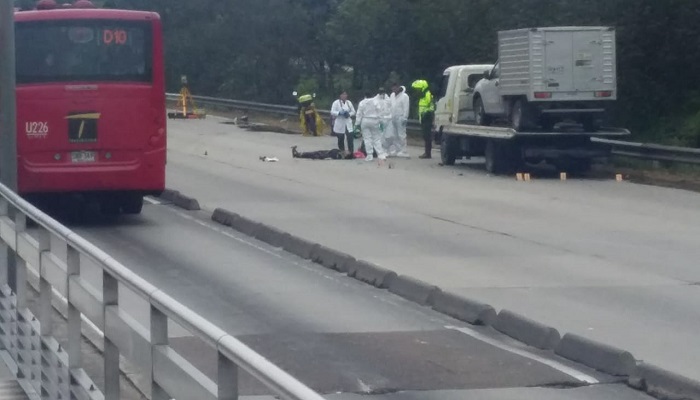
[
  {"xmin": 421, "ymin": 111, "xmax": 435, "ymax": 155},
  {"xmin": 336, "ymin": 131, "xmax": 354, "ymax": 153}
]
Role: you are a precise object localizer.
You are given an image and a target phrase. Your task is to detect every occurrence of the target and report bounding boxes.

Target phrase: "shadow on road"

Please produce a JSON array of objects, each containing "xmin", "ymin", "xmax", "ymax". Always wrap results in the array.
[{"xmin": 24, "ymin": 196, "xmax": 152, "ymax": 230}]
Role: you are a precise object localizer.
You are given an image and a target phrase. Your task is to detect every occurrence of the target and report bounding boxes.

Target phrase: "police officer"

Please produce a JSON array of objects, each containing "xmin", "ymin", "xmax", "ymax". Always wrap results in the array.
[{"xmin": 411, "ymin": 80, "xmax": 435, "ymax": 159}]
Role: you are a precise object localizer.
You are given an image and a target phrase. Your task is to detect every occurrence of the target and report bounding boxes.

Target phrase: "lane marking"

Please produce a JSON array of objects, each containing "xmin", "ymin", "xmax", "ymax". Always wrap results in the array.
[
  {"xmin": 144, "ymin": 196, "xmax": 162, "ymax": 205},
  {"xmin": 445, "ymin": 325, "xmax": 599, "ymax": 384}
]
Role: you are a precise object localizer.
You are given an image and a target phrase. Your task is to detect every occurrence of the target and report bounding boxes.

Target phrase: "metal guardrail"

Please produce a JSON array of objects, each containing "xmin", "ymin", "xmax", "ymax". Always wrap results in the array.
[
  {"xmin": 593, "ymin": 138, "xmax": 700, "ymax": 165},
  {"xmin": 167, "ymin": 93, "xmax": 700, "ymax": 165},
  {"xmin": 0, "ymin": 182, "xmax": 325, "ymax": 400}
]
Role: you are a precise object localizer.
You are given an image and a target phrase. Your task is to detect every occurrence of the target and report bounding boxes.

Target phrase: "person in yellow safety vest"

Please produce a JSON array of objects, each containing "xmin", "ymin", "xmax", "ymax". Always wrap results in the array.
[{"xmin": 411, "ymin": 79, "xmax": 435, "ymax": 159}]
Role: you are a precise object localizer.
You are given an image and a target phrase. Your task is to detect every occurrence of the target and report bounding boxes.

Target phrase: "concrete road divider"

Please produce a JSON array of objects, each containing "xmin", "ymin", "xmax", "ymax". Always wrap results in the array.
[
  {"xmin": 555, "ymin": 333, "xmax": 636, "ymax": 376},
  {"xmin": 254, "ymin": 224, "xmax": 290, "ymax": 248},
  {"xmin": 169, "ymin": 189, "xmax": 692, "ymax": 388},
  {"xmin": 230, "ymin": 215, "xmax": 262, "ymax": 237},
  {"xmin": 494, "ymin": 309, "xmax": 561, "ymax": 350},
  {"xmin": 212, "ymin": 208, "xmax": 237, "ymax": 226},
  {"xmin": 311, "ymin": 245, "xmax": 355, "ymax": 273},
  {"xmin": 347, "ymin": 260, "xmax": 397, "ymax": 289},
  {"xmin": 628, "ymin": 363, "xmax": 700, "ymax": 400},
  {"xmin": 388, "ymin": 275, "xmax": 441, "ymax": 306},
  {"xmin": 211, "ymin": 207, "xmax": 296, "ymax": 250},
  {"xmin": 159, "ymin": 189, "xmax": 180, "ymax": 202},
  {"xmin": 431, "ymin": 291, "xmax": 497, "ymax": 326},
  {"xmin": 282, "ymin": 236, "xmax": 319, "ymax": 260},
  {"xmin": 173, "ymin": 193, "xmax": 200, "ymax": 211}
]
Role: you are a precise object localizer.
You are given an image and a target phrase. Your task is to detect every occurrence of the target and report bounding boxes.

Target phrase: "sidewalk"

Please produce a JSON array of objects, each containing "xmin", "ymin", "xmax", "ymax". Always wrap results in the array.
[{"xmin": 0, "ymin": 355, "xmax": 28, "ymax": 400}]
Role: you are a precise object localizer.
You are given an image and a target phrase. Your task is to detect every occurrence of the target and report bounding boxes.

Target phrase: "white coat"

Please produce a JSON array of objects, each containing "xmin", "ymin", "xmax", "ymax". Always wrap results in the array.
[{"xmin": 330, "ymin": 99, "xmax": 356, "ymax": 134}]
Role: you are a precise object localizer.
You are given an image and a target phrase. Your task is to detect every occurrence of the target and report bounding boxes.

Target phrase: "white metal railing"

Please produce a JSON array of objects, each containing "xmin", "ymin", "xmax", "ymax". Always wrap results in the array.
[{"xmin": 0, "ymin": 181, "xmax": 325, "ymax": 400}]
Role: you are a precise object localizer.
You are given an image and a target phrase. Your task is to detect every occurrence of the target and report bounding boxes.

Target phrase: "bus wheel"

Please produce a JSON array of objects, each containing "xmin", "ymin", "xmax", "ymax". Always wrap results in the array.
[
  {"xmin": 122, "ymin": 195, "xmax": 144, "ymax": 215},
  {"xmin": 100, "ymin": 199, "xmax": 121, "ymax": 216}
]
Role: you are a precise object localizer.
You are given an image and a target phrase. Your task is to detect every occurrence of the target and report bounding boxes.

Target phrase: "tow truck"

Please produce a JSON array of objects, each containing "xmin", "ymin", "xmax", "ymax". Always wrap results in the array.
[{"xmin": 435, "ymin": 27, "xmax": 630, "ymax": 174}]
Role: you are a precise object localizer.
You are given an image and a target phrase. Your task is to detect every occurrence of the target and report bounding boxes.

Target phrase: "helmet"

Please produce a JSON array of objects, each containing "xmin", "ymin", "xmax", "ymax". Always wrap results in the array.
[
  {"xmin": 411, "ymin": 80, "xmax": 428, "ymax": 91},
  {"xmin": 297, "ymin": 94, "xmax": 313, "ymax": 105}
]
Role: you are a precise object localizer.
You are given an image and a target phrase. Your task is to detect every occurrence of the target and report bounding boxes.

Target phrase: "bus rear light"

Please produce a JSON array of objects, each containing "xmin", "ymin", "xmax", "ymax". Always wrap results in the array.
[
  {"xmin": 534, "ymin": 92, "xmax": 552, "ymax": 99},
  {"xmin": 595, "ymin": 91, "xmax": 613, "ymax": 98}
]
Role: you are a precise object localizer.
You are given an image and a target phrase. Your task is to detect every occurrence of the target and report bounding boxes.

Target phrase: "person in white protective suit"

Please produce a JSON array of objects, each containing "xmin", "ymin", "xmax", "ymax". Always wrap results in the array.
[
  {"xmin": 385, "ymin": 83, "xmax": 411, "ymax": 157},
  {"xmin": 356, "ymin": 88, "xmax": 391, "ymax": 161},
  {"xmin": 355, "ymin": 92, "xmax": 373, "ymax": 157}
]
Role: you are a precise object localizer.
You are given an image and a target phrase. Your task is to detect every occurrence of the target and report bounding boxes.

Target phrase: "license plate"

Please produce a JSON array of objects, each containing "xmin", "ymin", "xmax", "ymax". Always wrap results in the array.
[{"xmin": 71, "ymin": 151, "xmax": 96, "ymax": 163}]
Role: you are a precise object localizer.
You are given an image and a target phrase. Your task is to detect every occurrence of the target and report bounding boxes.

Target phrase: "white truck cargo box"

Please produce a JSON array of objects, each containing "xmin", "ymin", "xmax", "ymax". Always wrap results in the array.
[{"xmin": 498, "ymin": 26, "xmax": 616, "ymax": 101}]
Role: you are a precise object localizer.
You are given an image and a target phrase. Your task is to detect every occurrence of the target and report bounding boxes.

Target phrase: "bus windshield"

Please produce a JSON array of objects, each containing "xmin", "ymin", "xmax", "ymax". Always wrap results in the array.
[{"xmin": 16, "ymin": 20, "xmax": 152, "ymax": 84}]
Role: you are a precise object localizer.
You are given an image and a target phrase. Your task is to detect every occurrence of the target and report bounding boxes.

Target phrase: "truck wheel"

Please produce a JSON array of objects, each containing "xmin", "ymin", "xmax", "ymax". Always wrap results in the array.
[
  {"xmin": 440, "ymin": 132, "xmax": 457, "ymax": 166},
  {"xmin": 510, "ymin": 99, "xmax": 528, "ymax": 131},
  {"xmin": 540, "ymin": 115, "xmax": 555, "ymax": 131},
  {"xmin": 582, "ymin": 116, "xmax": 600, "ymax": 132},
  {"xmin": 555, "ymin": 158, "xmax": 592, "ymax": 175},
  {"xmin": 474, "ymin": 97, "xmax": 491, "ymax": 126},
  {"xmin": 485, "ymin": 139, "xmax": 517, "ymax": 174}
]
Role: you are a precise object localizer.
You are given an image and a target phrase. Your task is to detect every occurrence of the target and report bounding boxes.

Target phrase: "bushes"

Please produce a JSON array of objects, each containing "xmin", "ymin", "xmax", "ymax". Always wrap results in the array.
[{"xmin": 56, "ymin": 0, "xmax": 697, "ymax": 146}]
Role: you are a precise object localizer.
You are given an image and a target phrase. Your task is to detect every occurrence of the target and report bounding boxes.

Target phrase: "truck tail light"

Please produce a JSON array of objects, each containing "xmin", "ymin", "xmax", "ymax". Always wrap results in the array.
[
  {"xmin": 595, "ymin": 91, "xmax": 613, "ymax": 98},
  {"xmin": 534, "ymin": 92, "xmax": 552, "ymax": 99}
]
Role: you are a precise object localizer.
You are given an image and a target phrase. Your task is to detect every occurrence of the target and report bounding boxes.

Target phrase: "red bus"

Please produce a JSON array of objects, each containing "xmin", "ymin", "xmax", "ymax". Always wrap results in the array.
[{"xmin": 13, "ymin": 1, "xmax": 166, "ymax": 214}]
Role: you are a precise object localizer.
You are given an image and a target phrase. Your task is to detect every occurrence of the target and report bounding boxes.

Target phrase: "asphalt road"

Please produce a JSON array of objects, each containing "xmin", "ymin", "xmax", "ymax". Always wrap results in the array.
[
  {"xmin": 62, "ymin": 201, "xmax": 649, "ymax": 400},
  {"xmin": 161, "ymin": 115, "xmax": 700, "ymax": 382}
]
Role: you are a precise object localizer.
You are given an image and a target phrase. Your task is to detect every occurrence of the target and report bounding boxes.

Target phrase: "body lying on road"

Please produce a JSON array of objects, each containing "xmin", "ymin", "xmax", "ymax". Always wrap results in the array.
[{"xmin": 292, "ymin": 146, "xmax": 355, "ymax": 160}]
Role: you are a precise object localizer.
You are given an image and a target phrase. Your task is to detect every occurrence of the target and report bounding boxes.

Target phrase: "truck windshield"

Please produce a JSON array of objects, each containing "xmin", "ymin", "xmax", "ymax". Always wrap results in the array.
[{"xmin": 15, "ymin": 20, "xmax": 152, "ymax": 84}]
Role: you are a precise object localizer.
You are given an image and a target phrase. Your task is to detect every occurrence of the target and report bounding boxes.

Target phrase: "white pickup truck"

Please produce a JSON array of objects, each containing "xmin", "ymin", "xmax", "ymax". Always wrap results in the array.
[{"xmin": 434, "ymin": 27, "xmax": 630, "ymax": 174}]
